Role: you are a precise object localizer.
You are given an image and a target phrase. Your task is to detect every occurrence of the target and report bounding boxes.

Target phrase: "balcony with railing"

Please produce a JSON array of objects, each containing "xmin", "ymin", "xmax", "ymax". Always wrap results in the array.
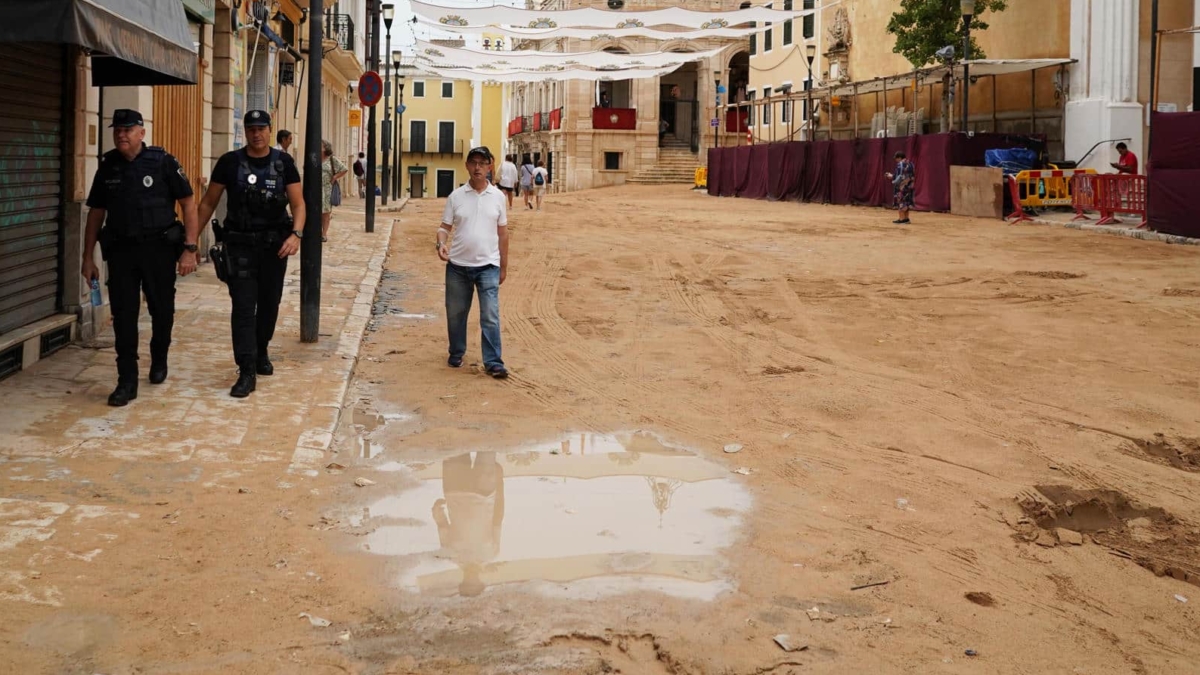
[
  {"xmin": 403, "ymin": 137, "xmax": 467, "ymax": 155},
  {"xmin": 325, "ymin": 13, "xmax": 354, "ymax": 52}
]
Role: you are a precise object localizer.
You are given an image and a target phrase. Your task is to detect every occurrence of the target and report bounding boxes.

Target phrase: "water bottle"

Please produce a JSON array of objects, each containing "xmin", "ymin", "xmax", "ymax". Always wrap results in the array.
[{"xmin": 90, "ymin": 278, "xmax": 103, "ymax": 307}]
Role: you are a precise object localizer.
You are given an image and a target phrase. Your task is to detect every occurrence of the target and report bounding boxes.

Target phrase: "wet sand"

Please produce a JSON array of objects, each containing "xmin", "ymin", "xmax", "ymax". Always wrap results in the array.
[{"xmin": 7, "ymin": 185, "xmax": 1200, "ymax": 674}]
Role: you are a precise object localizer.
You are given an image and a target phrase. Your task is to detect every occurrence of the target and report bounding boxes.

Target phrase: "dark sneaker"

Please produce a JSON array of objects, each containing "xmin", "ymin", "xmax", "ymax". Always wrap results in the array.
[
  {"xmin": 448, "ymin": 356, "xmax": 463, "ymax": 368},
  {"xmin": 230, "ymin": 371, "xmax": 256, "ymax": 398},
  {"xmin": 256, "ymin": 351, "xmax": 274, "ymax": 376},
  {"xmin": 148, "ymin": 361, "xmax": 168, "ymax": 384},
  {"xmin": 486, "ymin": 365, "xmax": 509, "ymax": 380}
]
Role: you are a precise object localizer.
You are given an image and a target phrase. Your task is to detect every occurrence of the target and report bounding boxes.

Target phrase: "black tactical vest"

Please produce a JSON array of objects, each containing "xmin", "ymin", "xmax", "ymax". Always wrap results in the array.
[
  {"xmin": 100, "ymin": 146, "xmax": 175, "ymax": 238},
  {"xmin": 227, "ymin": 148, "xmax": 290, "ymax": 232}
]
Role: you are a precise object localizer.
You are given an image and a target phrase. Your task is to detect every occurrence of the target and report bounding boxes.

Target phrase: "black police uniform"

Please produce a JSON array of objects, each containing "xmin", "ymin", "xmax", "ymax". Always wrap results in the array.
[
  {"xmin": 85, "ymin": 142, "xmax": 192, "ymax": 386},
  {"xmin": 210, "ymin": 144, "xmax": 300, "ymax": 378}
]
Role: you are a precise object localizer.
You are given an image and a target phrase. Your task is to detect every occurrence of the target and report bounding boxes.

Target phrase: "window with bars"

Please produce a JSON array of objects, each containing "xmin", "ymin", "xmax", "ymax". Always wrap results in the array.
[
  {"xmin": 763, "ymin": 87, "xmax": 772, "ymax": 125},
  {"xmin": 441, "ymin": 81, "xmax": 453, "ymax": 98},
  {"xmin": 803, "ymin": 0, "xmax": 815, "ymax": 39},
  {"xmin": 764, "ymin": 4, "xmax": 773, "ymax": 52},
  {"xmin": 413, "ymin": 81, "xmax": 425, "ymax": 97},
  {"xmin": 747, "ymin": 90, "xmax": 756, "ymax": 126}
]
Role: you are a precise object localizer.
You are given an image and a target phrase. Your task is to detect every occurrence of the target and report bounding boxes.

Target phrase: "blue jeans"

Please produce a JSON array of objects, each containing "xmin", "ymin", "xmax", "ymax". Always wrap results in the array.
[{"xmin": 445, "ymin": 263, "xmax": 503, "ymax": 369}]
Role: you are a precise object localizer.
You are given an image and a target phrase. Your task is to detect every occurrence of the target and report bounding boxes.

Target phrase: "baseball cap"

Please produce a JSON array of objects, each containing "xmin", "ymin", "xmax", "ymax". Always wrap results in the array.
[
  {"xmin": 109, "ymin": 109, "xmax": 144, "ymax": 128},
  {"xmin": 244, "ymin": 110, "xmax": 272, "ymax": 127},
  {"xmin": 467, "ymin": 146, "xmax": 493, "ymax": 162}
]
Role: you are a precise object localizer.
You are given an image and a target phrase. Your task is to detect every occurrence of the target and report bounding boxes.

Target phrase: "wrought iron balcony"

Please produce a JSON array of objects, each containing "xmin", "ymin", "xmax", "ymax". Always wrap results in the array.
[{"xmin": 325, "ymin": 13, "xmax": 354, "ymax": 52}]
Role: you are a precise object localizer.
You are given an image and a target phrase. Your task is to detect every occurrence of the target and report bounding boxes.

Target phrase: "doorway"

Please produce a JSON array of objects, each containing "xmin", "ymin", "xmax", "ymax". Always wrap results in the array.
[
  {"xmin": 410, "ymin": 172, "xmax": 424, "ymax": 198},
  {"xmin": 436, "ymin": 169, "xmax": 455, "ymax": 198}
]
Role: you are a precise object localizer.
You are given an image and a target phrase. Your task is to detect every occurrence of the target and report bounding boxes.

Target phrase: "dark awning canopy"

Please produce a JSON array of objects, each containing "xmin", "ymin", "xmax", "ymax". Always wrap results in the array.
[{"xmin": 0, "ymin": 0, "xmax": 197, "ymax": 86}]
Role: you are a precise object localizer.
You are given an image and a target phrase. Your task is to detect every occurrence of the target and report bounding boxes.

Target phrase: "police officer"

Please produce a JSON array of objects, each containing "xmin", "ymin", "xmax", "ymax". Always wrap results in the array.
[
  {"xmin": 81, "ymin": 109, "xmax": 199, "ymax": 407},
  {"xmin": 196, "ymin": 110, "xmax": 304, "ymax": 398}
]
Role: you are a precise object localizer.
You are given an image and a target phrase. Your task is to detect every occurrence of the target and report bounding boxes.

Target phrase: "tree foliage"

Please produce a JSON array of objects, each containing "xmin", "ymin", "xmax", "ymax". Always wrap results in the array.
[{"xmin": 887, "ymin": 0, "xmax": 1009, "ymax": 69}]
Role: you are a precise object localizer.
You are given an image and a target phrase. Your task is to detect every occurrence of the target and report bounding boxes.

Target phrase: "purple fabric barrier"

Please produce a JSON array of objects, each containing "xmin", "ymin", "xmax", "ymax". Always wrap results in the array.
[
  {"xmin": 740, "ymin": 145, "xmax": 771, "ymax": 200},
  {"xmin": 706, "ymin": 133, "xmax": 1042, "ymax": 212},
  {"xmin": 732, "ymin": 146, "xmax": 753, "ymax": 196},
  {"xmin": 766, "ymin": 143, "xmax": 789, "ymax": 200},
  {"xmin": 829, "ymin": 141, "xmax": 856, "ymax": 205},
  {"xmin": 707, "ymin": 148, "xmax": 722, "ymax": 197},
  {"xmin": 1149, "ymin": 112, "xmax": 1200, "ymax": 170},
  {"xmin": 1148, "ymin": 169, "xmax": 1200, "ymax": 238},
  {"xmin": 1147, "ymin": 112, "xmax": 1200, "ymax": 236},
  {"xmin": 803, "ymin": 141, "xmax": 832, "ymax": 203}
]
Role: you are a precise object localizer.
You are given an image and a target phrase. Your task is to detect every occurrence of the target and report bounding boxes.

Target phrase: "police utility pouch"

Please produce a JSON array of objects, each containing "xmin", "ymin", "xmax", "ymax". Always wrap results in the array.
[
  {"xmin": 163, "ymin": 220, "xmax": 184, "ymax": 244},
  {"xmin": 209, "ymin": 243, "xmax": 231, "ymax": 283}
]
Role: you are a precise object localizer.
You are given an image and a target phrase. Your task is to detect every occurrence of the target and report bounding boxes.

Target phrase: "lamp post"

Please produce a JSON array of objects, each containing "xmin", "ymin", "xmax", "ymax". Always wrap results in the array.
[
  {"xmin": 961, "ymin": 0, "xmax": 975, "ymax": 134},
  {"xmin": 804, "ymin": 43, "xmax": 816, "ymax": 141},
  {"xmin": 300, "ymin": 0, "xmax": 324, "ymax": 341},
  {"xmin": 366, "ymin": 0, "xmax": 380, "ymax": 232},
  {"xmin": 392, "ymin": 49, "xmax": 404, "ymax": 200},
  {"xmin": 380, "ymin": 3, "xmax": 394, "ymax": 206}
]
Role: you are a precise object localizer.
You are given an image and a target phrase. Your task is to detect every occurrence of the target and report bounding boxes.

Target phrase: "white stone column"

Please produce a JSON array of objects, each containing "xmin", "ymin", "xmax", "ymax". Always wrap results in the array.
[{"xmin": 1065, "ymin": 0, "xmax": 1142, "ymax": 170}]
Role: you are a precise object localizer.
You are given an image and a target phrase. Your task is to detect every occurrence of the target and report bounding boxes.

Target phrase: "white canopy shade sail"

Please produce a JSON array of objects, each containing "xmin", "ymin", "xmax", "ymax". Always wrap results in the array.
[
  {"xmin": 415, "ymin": 39, "xmax": 725, "ymax": 70},
  {"xmin": 420, "ymin": 63, "xmax": 684, "ymax": 83},
  {"xmin": 411, "ymin": 0, "xmax": 815, "ymax": 30},
  {"xmin": 422, "ymin": 22, "xmax": 773, "ymax": 40}
]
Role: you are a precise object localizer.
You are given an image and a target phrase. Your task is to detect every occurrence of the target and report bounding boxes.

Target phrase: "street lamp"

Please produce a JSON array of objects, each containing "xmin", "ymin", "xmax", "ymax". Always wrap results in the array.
[
  {"xmin": 381, "ymin": 3, "xmax": 394, "ymax": 205},
  {"xmin": 392, "ymin": 48, "xmax": 404, "ymax": 200},
  {"xmin": 714, "ymin": 69, "xmax": 722, "ymax": 149},
  {"xmin": 804, "ymin": 43, "xmax": 816, "ymax": 141},
  {"xmin": 961, "ymin": 0, "xmax": 974, "ymax": 134}
]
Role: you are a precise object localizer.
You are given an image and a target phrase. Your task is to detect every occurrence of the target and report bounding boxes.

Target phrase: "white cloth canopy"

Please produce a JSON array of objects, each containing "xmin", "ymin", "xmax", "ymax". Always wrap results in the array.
[
  {"xmin": 415, "ymin": 39, "xmax": 724, "ymax": 70},
  {"xmin": 411, "ymin": 0, "xmax": 811, "ymax": 29},
  {"xmin": 421, "ymin": 64, "xmax": 683, "ymax": 83},
  {"xmin": 424, "ymin": 22, "xmax": 772, "ymax": 40}
]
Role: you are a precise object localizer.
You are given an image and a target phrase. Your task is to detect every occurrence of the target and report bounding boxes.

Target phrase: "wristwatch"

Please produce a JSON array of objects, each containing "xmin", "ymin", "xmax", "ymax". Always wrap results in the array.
[
  {"xmin": 292, "ymin": 230, "xmax": 304, "ymax": 239},
  {"xmin": 183, "ymin": 243, "xmax": 198, "ymax": 253}
]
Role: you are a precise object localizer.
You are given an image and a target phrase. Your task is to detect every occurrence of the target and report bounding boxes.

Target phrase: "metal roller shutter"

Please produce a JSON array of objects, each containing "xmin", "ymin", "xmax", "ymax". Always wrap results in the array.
[{"xmin": 0, "ymin": 43, "xmax": 65, "ymax": 336}]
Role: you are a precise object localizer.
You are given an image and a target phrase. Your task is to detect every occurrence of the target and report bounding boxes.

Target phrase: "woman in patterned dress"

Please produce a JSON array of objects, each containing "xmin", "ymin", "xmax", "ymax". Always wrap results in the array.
[
  {"xmin": 320, "ymin": 140, "xmax": 348, "ymax": 242},
  {"xmin": 885, "ymin": 151, "xmax": 915, "ymax": 224}
]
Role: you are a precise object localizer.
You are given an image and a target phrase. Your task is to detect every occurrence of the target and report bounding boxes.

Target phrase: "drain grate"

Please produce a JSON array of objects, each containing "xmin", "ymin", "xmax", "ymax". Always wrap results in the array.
[
  {"xmin": 0, "ymin": 344, "xmax": 21, "ymax": 381},
  {"xmin": 40, "ymin": 325, "xmax": 71, "ymax": 357}
]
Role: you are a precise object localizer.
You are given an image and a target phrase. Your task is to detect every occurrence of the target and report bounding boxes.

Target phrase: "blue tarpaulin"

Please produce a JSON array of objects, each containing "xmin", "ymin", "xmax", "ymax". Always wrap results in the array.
[{"xmin": 985, "ymin": 148, "xmax": 1038, "ymax": 174}]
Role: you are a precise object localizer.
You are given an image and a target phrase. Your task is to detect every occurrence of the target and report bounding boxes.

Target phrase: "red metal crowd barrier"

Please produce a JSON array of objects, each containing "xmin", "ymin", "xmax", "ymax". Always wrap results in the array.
[
  {"xmin": 1071, "ymin": 174, "xmax": 1148, "ymax": 228},
  {"xmin": 1005, "ymin": 175, "xmax": 1033, "ymax": 223}
]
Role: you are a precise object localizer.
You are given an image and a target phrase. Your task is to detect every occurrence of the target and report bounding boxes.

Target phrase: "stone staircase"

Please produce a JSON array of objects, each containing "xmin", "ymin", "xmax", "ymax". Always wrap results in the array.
[{"xmin": 627, "ymin": 136, "xmax": 701, "ymax": 185}]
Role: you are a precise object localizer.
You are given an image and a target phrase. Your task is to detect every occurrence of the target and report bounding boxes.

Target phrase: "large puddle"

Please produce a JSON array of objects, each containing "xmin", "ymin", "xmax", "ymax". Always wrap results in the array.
[{"xmin": 359, "ymin": 432, "xmax": 752, "ymax": 601}]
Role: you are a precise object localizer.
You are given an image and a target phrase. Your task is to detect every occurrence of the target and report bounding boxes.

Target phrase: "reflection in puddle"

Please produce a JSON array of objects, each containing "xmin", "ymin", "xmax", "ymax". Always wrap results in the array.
[
  {"xmin": 349, "ymin": 409, "xmax": 412, "ymax": 458},
  {"xmin": 363, "ymin": 432, "xmax": 751, "ymax": 601}
]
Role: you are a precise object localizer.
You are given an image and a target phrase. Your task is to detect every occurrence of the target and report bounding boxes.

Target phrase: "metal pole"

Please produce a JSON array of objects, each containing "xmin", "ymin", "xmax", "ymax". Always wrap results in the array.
[
  {"xmin": 1148, "ymin": 0, "xmax": 1159, "ymax": 156},
  {"xmin": 962, "ymin": 14, "xmax": 973, "ymax": 134},
  {"xmin": 395, "ymin": 82, "xmax": 404, "ymax": 199},
  {"xmin": 301, "ymin": 0, "xmax": 324, "ymax": 343},
  {"xmin": 381, "ymin": 30, "xmax": 391, "ymax": 206},
  {"xmin": 365, "ymin": 0, "xmax": 379, "ymax": 232}
]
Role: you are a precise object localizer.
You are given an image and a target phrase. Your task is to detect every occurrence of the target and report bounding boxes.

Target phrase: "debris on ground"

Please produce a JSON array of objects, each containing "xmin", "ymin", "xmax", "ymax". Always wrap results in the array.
[
  {"xmin": 724, "ymin": 443, "xmax": 743, "ymax": 454},
  {"xmin": 1175, "ymin": 594, "xmax": 1189, "ymax": 604},
  {"xmin": 353, "ymin": 477, "xmax": 376, "ymax": 487},
  {"xmin": 851, "ymin": 580, "xmax": 890, "ymax": 591},
  {"xmin": 733, "ymin": 467, "xmax": 752, "ymax": 475},
  {"xmin": 965, "ymin": 649, "xmax": 979, "ymax": 657},
  {"xmin": 773, "ymin": 634, "xmax": 809, "ymax": 652},
  {"xmin": 298, "ymin": 612, "xmax": 331, "ymax": 628}
]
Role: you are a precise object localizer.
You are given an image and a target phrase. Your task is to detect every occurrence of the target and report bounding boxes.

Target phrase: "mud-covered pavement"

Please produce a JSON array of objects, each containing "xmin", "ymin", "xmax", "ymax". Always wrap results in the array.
[{"xmin": 5, "ymin": 185, "xmax": 1200, "ymax": 674}]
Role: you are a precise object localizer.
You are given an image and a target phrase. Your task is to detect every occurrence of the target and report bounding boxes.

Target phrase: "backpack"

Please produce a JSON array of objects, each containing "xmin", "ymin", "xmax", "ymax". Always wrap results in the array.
[
  {"xmin": 353, "ymin": 159, "xmax": 364, "ymax": 177},
  {"xmin": 534, "ymin": 171, "xmax": 545, "ymax": 186}
]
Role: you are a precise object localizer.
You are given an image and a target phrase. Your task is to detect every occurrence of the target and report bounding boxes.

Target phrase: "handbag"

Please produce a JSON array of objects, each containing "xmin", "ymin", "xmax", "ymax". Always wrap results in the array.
[{"xmin": 331, "ymin": 178, "xmax": 342, "ymax": 207}]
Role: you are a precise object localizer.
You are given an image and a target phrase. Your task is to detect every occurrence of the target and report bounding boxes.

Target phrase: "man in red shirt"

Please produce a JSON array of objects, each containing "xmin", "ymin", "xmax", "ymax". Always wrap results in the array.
[{"xmin": 1111, "ymin": 142, "xmax": 1139, "ymax": 175}]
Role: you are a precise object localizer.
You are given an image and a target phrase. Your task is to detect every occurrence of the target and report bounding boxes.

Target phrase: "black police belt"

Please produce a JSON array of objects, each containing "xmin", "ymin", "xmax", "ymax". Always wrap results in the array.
[
  {"xmin": 102, "ymin": 220, "xmax": 184, "ymax": 244},
  {"xmin": 221, "ymin": 225, "xmax": 288, "ymax": 246}
]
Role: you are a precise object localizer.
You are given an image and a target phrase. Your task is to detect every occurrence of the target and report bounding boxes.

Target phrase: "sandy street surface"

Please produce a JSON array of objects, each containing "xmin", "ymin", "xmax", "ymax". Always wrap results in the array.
[{"xmin": 6, "ymin": 185, "xmax": 1200, "ymax": 674}]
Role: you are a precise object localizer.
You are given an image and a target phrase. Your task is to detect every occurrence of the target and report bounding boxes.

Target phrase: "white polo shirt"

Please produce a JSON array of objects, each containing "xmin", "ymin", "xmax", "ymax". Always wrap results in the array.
[{"xmin": 442, "ymin": 182, "xmax": 507, "ymax": 267}]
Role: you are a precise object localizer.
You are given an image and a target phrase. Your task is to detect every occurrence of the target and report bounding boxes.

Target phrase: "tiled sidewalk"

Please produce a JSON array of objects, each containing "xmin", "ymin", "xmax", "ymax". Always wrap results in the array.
[{"xmin": 0, "ymin": 205, "xmax": 395, "ymax": 484}]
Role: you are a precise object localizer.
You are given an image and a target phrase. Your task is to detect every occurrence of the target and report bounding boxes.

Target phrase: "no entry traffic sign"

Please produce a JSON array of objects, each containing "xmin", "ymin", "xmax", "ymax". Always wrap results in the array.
[{"xmin": 358, "ymin": 71, "xmax": 383, "ymax": 107}]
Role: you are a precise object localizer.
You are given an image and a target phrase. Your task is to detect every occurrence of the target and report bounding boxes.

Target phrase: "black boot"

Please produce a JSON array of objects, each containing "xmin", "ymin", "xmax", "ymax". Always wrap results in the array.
[
  {"xmin": 108, "ymin": 381, "xmax": 138, "ymax": 407},
  {"xmin": 230, "ymin": 363, "xmax": 256, "ymax": 398},
  {"xmin": 149, "ymin": 356, "xmax": 168, "ymax": 384},
  {"xmin": 256, "ymin": 348, "xmax": 274, "ymax": 376}
]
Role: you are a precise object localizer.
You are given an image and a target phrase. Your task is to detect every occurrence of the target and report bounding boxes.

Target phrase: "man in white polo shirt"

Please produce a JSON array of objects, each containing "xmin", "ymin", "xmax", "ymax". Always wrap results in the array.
[{"xmin": 437, "ymin": 146, "xmax": 510, "ymax": 379}]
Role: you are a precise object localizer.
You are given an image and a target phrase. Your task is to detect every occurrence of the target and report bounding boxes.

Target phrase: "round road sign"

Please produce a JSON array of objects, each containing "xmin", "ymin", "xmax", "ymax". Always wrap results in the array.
[{"xmin": 359, "ymin": 71, "xmax": 383, "ymax": 107}]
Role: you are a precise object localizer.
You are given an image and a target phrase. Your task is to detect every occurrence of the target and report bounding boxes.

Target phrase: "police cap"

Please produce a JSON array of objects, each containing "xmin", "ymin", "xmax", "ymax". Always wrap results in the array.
[
  {"xmin": 109, "ymin": 109, "xmax": 144, "ymax": 128},
  {"xmin": 244, "ymin": 110, "xmax": 272, "ymax": 128}
]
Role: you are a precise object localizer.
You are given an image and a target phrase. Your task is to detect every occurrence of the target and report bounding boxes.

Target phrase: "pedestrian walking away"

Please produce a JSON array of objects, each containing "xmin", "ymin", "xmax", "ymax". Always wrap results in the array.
[
  {"xmin": 519, "ymin": 155, "xmax": 535, "ymax": 210},
  {"xmin": 498, "ymin": 154, "xmax": 518, "ymax": 209},
  {"xmin": 437, "ymin": 146, "xmax": 510, "ymax": 379},
  {"xmin": 320, "ymin": 140, "xmax": 348, "ymax": 242},
  {"xmin": 353, "ymin": 152, "xmax": 366, "ymax": 197},
  {"xmin": 532, "ymin": 160, "xmax": 548, "ymax": 211},
  {"xmin": 886, "ymin": 151, "xmax": 915, "ymax": 224},
  {"xmin": 81, "ymin": 108, "xmax": 199, "ymax": 407},
  {"xmin": 196, "ymin": 109, "xmax": 305, "ymax": 398}
]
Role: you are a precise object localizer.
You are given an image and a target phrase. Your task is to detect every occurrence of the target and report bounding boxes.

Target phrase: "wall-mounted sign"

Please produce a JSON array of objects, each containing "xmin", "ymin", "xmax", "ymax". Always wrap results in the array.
[
  {"xmin": 348, "ymin": 109, "xmax": 362, "ymax": 128},
  {"xmin": 182, "ymin": 0, "xmax": 215, "ymax": 24},
  {"xmin": 281, "ymin": 62, "xmax": 295, "ymax": 85}
]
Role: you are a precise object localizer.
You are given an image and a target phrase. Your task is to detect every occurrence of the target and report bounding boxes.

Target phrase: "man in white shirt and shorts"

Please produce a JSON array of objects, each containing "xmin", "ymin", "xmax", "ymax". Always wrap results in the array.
[
  {"xmin": 497, "ymin": 154, "xmax": 519, "ymax": 209},
  {"xmin": 437, "ymin": 146, "xmax": 510, "ymax": 379}
]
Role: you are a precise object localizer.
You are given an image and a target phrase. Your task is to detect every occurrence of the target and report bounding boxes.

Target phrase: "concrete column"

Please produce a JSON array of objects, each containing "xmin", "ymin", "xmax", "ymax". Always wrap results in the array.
[
  {"xmin": 1065, "ymin": 0, "xmax": 1142, "ymax": 170},
  {"xmin": 211, "ymin": 9, "xmax": 237, "ymax": 161}
]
